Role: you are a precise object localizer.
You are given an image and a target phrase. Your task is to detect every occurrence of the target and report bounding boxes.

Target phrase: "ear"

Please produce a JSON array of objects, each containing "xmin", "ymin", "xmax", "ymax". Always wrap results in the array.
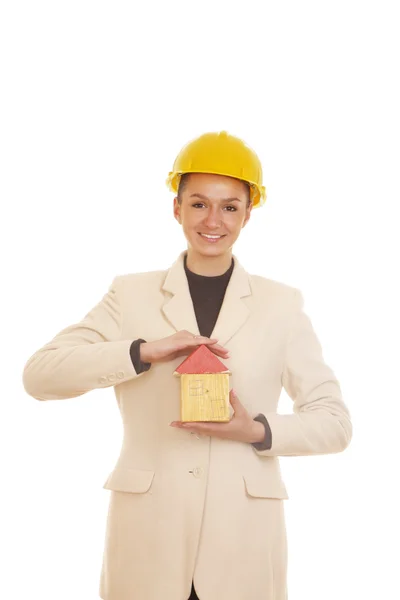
[
  {"xmin": 242, "ymin": 203, "xmax": 253, "ymax": 228},
  {"xmin": 173, "ymin": 197, "xmax": 182, "ymax": 224}
]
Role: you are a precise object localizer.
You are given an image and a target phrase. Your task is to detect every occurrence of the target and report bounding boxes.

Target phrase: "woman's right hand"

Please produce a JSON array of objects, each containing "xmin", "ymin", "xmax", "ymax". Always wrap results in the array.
[{"xmin": 139, "ymin": 330, "xmax": 230, "ymax": 363}]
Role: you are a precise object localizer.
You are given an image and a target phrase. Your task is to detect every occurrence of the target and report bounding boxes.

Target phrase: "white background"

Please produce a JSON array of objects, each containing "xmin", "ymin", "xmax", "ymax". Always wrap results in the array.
[{"xmin": 2, "ymin": 1, "xmax": 399, "ymax": 598}]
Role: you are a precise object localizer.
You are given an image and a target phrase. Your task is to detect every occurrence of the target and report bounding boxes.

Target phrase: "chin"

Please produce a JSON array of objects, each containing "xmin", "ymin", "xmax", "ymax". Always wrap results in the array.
[{"xmin": 194, "ymin": 244, "xmax": 231, "ymax": 260}]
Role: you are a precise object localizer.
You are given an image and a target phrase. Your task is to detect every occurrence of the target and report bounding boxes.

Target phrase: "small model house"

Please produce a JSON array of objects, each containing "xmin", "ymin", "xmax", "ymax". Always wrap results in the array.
[{"xmin": 173, "ymin": 344, "xmax": 231, "ymax": 422}]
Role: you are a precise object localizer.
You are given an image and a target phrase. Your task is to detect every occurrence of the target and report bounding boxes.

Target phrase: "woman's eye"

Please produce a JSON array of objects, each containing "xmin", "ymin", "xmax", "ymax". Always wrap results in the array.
[{"xmin": 192, "ymin": 203, "xmax": 236, "ymax": 212}]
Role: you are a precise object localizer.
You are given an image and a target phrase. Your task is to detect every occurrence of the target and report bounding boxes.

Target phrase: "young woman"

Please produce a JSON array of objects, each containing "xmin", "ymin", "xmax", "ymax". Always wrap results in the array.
[{"xmin": 23, "ymin": 131, "xmax": 352, "ymax": 600}]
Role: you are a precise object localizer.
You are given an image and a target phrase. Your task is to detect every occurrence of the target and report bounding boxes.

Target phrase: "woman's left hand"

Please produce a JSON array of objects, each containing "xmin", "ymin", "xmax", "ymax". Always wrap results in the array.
[{"xmin": 170, "ymin": 389, "xmax": 265, "ymax": 444}]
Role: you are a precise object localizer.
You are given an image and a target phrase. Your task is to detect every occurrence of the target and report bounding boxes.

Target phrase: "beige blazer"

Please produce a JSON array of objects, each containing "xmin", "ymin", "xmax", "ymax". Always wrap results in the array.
[{"xmin": 22, "ymin": 250, "xmax": 352, "ymax": 600}]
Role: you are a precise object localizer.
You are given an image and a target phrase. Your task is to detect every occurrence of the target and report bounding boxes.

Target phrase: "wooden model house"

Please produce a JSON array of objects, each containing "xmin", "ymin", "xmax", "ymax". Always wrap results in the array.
[{"xmin": 173, "ymin": 344, "xmax": 231, "ymax": 422}]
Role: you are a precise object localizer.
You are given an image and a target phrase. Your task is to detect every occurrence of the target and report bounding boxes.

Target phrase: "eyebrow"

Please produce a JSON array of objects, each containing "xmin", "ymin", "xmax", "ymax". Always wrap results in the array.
[{"xmin": 189, "ymin": 193, "xmax": 242, "ymax": 202}]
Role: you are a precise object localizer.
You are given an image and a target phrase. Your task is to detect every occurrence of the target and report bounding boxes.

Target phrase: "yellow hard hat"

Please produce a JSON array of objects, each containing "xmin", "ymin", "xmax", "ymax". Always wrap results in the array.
[{"xmin": 166, "ymin": 130, "xmax": 266, "ymax": 208}]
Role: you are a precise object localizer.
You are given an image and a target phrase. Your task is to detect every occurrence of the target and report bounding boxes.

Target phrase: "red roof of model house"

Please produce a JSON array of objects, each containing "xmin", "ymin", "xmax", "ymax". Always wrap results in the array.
[{"xmin": 173, "ymin": 344, "xmax": 231, "ymax": 375}]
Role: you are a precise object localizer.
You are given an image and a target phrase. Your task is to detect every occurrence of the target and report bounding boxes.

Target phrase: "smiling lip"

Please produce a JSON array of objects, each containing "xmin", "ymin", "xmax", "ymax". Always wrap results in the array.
[{"xmin": 198, "ymin": 233, "xmax": 226, "ymax": 243}]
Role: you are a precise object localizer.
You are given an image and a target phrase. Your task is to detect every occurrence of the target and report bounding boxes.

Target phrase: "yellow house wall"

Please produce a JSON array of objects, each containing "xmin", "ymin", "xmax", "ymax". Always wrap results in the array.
[{"xmin": 180, "ymin": 373, "xmax": 230, "ymax": 422}]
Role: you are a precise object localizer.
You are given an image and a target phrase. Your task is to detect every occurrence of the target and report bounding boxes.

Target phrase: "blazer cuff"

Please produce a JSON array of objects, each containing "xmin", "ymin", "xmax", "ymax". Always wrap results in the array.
[
  {"xmin": 129, "ymin": 339, "xmax": 151, "ymax": 374},
  {"xmin": 251, "ymin": 413, "xmax": 272, "ymax": 450}
]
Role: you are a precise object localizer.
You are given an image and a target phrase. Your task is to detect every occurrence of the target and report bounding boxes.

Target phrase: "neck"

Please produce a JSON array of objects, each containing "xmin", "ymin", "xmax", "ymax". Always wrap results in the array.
[{"xmin": 185, "ymin": 248, "xmax": 233, "ymax": 276}]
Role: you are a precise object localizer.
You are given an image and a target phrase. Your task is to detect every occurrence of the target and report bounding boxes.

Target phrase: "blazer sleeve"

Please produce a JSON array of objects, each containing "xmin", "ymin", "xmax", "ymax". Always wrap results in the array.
[
  {"xmin": 253, "ymin": 288, "xmax": 353, "ymax": 457},
  {"xmin": 22, "ymin": 276, "xmax": 145, "ymax": 401}
]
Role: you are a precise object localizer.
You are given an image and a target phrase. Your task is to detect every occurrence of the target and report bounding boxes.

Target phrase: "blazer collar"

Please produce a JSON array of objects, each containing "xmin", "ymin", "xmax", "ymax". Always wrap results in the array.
[{"xmin": 161, "ymin": 250, "xmax": 252, "ymax": 346}]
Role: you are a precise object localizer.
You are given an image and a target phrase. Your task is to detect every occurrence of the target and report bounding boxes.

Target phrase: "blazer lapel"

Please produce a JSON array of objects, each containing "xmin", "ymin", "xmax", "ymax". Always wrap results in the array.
[
  {"xmin": 161, "ymin": 251, "xmax": 252, "ymax": 346},
  {"xmin": 161, "ymin": 251, "xmax": 200, "ymax": 336}
]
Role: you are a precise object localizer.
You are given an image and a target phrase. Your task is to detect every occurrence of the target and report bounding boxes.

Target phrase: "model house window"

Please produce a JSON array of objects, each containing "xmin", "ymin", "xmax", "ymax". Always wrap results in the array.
[{"xmin": 189, "ymin": 380, "xmax": 204, "ymax": 396}]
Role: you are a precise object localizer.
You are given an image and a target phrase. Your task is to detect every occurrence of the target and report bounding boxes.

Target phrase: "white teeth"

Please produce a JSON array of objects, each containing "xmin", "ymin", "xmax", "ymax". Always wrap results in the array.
[{"xmin": 201, "ymin": 234, "xmax": 222, "ymax": 239}]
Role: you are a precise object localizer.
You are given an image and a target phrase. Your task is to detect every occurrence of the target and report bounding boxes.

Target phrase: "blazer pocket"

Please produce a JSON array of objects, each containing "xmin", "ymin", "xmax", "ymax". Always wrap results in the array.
[
  {"xmin": 103, "ymin": 467, "xmax": 155, "ymax": 493},
  {"xmin": 243, "ymin": 474, "xmax": 289, "ymax": 499}
]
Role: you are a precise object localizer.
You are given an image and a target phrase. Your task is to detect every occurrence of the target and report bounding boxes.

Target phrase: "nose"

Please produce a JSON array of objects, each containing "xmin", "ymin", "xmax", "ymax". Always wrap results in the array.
[{"xmin": 204, "ymin": 206, "xmax": 222, "ymax": 229}]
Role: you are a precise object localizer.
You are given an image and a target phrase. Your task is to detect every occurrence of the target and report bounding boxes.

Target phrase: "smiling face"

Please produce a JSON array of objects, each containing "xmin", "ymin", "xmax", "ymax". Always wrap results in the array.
[{"xmin": 173, "ymin": 172, "xmax": 253, "ymax": 273}]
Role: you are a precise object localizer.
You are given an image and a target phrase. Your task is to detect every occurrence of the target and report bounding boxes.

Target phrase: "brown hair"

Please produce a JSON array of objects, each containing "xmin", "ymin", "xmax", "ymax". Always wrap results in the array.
[{"xmin": 177, "ymin": 173, "xmax": 252, "ymax": 207}]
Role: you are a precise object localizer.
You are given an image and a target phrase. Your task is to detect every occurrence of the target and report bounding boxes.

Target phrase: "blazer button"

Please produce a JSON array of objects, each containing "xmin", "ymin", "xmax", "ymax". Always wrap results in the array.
[
  {"xmin": 193, "ymin": 467, "xmax": 204, "ymax": 478},
  {"xmin": 99, "ymin": 376, "xmax": 107, "ymax": 384},
  {"xmin": 107, "ymin": 374, "xmax": 116, "ymax": 382},
  {"xmin": 117, "ymin": 371, "xmax": 124, "ymax": 379}
]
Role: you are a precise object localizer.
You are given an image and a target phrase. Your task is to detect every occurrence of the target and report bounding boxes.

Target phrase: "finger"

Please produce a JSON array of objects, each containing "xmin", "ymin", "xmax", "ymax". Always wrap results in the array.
[
  {"xmin": 170, "ymin": 422, "xmax": 200, "ymax": 432},
  {"xmin": 206, "ymin": 344, "xmax": 230, "ymax": 356},
  {"xmin": 181, "ymin": 421, "xmax": 213, "ymax": 428},
  {"xmin": 192, "ymin": 336, "xmax": 218, "ymax": 344},
  {"xmin": 210, "ymin": 348, "xmax": 230, "ymax": 358},
  {"xmin": 170, "ymin": 422, "xmax": 195, "ymax": 429},
  {"xmin": 170, "ymin": 420, "xmax": 211, "ymax": 427},
  {"xmin": 207, "ymin": 343, "xmax": 227, "ymax": 351},
  {"xmin": 170, "ymin": 421, "xmax": 235, "ymax": 440},
  {"xmin": 172, "ymin": 420, "xmax": 226, "ymax": 429},
  {"xmin": 208, "ymin": 345, "xmax": 229, "ymax": 354},
  {"xmin": 229, "ymin": 388, "xmax": 241, "ymax": 409},
  {"xmin": 190, "ymin": 338, "xmax": 230, "ymax": 356},
  {"xmin": 187, "ymin": 423, "xmax": 233, "ymax": 438},
  {"xmin": 175, "ymin": 338, "xmax": 219, "ymax": 354},
  {"xmin": 183, "ymin": 420, "xmax": 232, "ymax": 430}
]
